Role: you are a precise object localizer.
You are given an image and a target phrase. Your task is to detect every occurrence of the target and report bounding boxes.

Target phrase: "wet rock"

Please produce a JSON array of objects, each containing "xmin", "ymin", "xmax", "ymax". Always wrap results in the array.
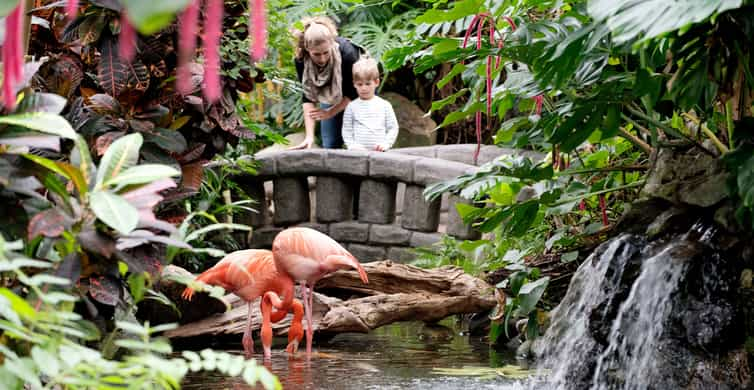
[{"xmin": 642, "ymin": 148, "xmax": 728, "ymax": 207}]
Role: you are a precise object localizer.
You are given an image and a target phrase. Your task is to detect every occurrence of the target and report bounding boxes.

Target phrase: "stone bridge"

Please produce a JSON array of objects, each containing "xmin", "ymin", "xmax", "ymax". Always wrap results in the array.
[{"xmin": 222, "ymin": 145, "xmax": 536, "ymax": 263}]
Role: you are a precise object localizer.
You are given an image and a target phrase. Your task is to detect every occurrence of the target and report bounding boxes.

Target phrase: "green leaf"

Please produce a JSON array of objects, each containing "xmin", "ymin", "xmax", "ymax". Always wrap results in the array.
[
  {"xmin": 588, "ymin": 0, "xmax": 743, "ymax": 44},
  {"xmin": 184, "ymin": 223, "xmax": 251, "ymax": 243},
  {"xmin": 431, "ymin": 88, "xmax": 468, "ymax": 112},
  {"xmin": 0, "ymin": 113, "xmax": 76, "ymax": 139},
  {"xmin": 31, "ymin": 346, "xmax": 60, "ymax": 378},
  {"xmin": 95, "ymin": 133, "xmax": 143, "ymax": 189},
  {"xmin": 560, "ymin": 251, "xmax": 579, "ymax": 263},
  {"xmin": 0, "ymin": 1, "xmax": 19, "ymax": 17},
  {"xmin": 415, "ymin": 0, "xmax": 483, "ymax": 24},
  {"xmin": 0, "ymin": 288, "xmax": 37, "ymax": 321},
  {"xmin": 116, "ymin": 320, "xmax": 148, "ymax": 336},
  {"xmin": 72, "ymin": 136, "xmax": 96, "ymax": 190},
  {"xmin": 515, "ymin": 276, "xmax": 549, "ymax": 317},
  {"xmin": 128, "ymin": 273, "xmax": 147, "ymax": 304},
  {"xmin": 104, "ymin": 164, "xmax": 180, "ymax": 189},
  {"xmin": 90, "ymin": 191, "xmax": 139, "ymax": 234},
  {"xmin": 121, "ymin": 0, "xmax": 191, "ymax": 35}
]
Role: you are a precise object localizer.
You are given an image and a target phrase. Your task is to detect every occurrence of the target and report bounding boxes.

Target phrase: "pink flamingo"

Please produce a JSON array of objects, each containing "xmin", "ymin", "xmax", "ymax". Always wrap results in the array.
[
  {"xmin": 271, "ymin": 227, "xmax": 369, "ymax": 357},
  {"xmin": 182, "ymin": 249, "xmax": 304, "ymax": 360}
]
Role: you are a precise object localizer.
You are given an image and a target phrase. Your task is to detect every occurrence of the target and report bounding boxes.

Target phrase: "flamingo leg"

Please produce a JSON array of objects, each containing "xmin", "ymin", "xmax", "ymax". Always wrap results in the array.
[
  {"xmin": 306, "ymin": 283, "xmax": 314, "ymax": 357},
  {"xmin": 286, "ymin": 298, "xmax": 304, "ymax": 356},
  {"xmin": 299, "ymin": 281, "xmax": 313, "ymax": 358},
  {"xmin": 260, "ymin": 294, "xmax": 274, "ymax": 360},
  {"xmin": 242, "ymin": 301, "xmax": 254, "ymax": 359}
]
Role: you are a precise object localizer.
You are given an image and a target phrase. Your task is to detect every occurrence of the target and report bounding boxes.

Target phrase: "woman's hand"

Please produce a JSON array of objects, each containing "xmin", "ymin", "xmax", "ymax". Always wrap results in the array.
[
  {"xmin": 289, "ymin": 136, "xmax": 315, "ymax": 150},
  {"xmin": 308, "ymin": 107, "xmax": 336, "ymax": 121}
]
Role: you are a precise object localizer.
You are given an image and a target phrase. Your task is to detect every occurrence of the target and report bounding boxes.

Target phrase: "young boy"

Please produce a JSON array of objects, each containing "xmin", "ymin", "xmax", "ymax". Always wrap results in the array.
[{"xmin": 341, "ymin": 57, "xmax": 399, "ymax": 151}]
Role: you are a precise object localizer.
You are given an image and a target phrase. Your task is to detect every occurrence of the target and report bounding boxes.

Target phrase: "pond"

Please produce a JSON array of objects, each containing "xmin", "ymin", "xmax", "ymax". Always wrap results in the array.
[{"xmin": 181, "ymin": 320, "xmax": 532, "ymax": 389}]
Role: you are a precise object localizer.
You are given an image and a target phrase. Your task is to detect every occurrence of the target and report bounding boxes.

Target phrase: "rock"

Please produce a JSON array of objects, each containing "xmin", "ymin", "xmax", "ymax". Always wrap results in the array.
[
  {"xmin": 381, "ymin": 92, "xmax": 437, "ymax": 148},
  {"xmin": 642, "ymin": 148, "xmax": 729, "ymax": 207}
]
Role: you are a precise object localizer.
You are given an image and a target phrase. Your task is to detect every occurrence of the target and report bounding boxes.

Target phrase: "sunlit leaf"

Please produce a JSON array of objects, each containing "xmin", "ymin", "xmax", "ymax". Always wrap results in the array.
[{"xmin": 90, "ymin": 191, "xmax": 139, "ymax": 234}]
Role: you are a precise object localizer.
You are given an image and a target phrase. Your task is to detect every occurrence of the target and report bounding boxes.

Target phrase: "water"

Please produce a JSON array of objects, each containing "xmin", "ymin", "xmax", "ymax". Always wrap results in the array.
[
  {"xmin": 182, "ymin": 321, "xmax": 529, "ymax": 389},
  {"xmin": 538, "ymin": 224, "xmax": 713, "ymax": 390}
]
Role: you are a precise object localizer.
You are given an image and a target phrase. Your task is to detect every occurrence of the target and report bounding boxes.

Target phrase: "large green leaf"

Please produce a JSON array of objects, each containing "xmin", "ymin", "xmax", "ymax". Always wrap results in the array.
[
  {"xmin": 105, "ymin": 164, "xmax": 180, "ymax": 189},
  {"xmin": 90, "ymin": 191, "xmax": 139, "ymax": 234},
  {"xmin": 515, "ymin": 276, "xmax": 549, "ymax": 317},
  {"xmin": 120, "ymin": 0, "xmax": 191, "ymax": 35},
  {"xmin": 0, "ymin": 1, "xmax": 17, "ymax": 18},
  {"xmin": 588, "ymin": 0, "xmax": 742, "ymax": 43},
  {"xmin": 95, "ymin": 133, "xmax": 143, "ymax": 189},
  {"xmin": 72, "ymin": 136, "xmax": 96, "ymax": 191},
  {"xmin": 0, "ymin": 113, "xmax": 76, "ymax": 139}
]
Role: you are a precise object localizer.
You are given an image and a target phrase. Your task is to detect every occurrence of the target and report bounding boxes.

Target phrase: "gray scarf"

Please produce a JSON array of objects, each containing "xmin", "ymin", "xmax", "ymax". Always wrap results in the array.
[{"xmin": 302, "ymin": 41, "xmax": 342, "ymax": 105}]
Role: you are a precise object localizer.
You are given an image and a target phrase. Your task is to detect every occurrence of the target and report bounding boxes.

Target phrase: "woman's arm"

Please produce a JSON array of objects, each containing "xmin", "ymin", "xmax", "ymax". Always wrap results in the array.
[{"xmin": 290, "ymin": 102, "xmax": 317, "ymax": 149}]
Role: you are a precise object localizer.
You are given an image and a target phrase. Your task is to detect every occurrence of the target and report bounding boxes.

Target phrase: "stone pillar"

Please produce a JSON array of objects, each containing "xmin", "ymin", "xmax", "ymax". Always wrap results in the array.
[
  {"xmin": 401, "ymin": 185, "xmax": 440, "ymax": 232},
  {"xmin": 316, "ymin": 176, "xmax": 354, "ymax": 223},
  {"xmin": 358, "ymin": 179, "xmax": 397, "ymax": 224},
  {"xmin": 347, "ymin": 244, "xmax": 387, "ymax": 263},
  {"xmin": 248, "ymin": 226, "xmax": 283, "ymax": 249},
  {"xmin": 387, "ymin": 247, "xmax": 417, "ymax": 263},
  {"xmin": 446, "ymin": 195, "xmax": 481, "ymax": 240},
  {"xmin": 235, "ymin": 179, "xmax": 267, "ymax": 228},
  {"xmin": 273, "ymin": 177, "xmax": 310, "ymax": 226}
]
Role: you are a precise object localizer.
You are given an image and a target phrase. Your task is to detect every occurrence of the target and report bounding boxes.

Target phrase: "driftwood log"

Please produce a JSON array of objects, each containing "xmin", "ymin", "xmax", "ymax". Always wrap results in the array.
[{"xmin": 165, "ymin": 260, "xmax": 496, "ymax": 340}]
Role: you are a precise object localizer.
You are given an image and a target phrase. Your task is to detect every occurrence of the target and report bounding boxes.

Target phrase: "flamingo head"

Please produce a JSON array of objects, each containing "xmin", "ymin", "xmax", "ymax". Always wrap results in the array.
[{"xmin": 324, "ymin": 254, "xmax": 369, "ymax": 284}]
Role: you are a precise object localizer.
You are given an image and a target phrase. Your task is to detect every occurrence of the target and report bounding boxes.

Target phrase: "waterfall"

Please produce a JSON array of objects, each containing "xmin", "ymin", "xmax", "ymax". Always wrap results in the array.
[{"xmin": 535, "ymin": 223, "xmax": 717, "ymax": 389}]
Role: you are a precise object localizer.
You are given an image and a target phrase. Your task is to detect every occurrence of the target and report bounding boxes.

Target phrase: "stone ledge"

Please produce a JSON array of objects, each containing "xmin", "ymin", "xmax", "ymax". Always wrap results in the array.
[
  {"xmin": 325, "ymin": 150, "xmax": 369, "ymax": 176},
  {"xmin": 276, "ymin": 150, "xmax": 326, "ymax": 175},
  {"xmin": 413, "ymin": 159, "xmax": 473, "ymax": 186},
  {"xmin": 369, "ymin": 153, "xmax": 420, "ymax": 182}
]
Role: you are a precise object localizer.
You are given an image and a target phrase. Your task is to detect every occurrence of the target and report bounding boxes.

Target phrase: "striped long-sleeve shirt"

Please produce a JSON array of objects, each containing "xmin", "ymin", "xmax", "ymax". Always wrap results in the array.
[{"xmin": 341, "ymin": 96, "xmax": 399, "ymax": 151}]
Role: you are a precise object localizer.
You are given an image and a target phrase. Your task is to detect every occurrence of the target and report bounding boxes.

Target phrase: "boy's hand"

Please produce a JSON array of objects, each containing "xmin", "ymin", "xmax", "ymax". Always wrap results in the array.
[{"xmin": 374, "ymin": 144, "xmax": 388, "ymax": 152}]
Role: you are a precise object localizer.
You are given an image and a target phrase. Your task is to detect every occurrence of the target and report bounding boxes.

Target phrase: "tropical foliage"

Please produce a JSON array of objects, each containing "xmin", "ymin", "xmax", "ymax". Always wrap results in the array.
[{"xmin": 388, "ymin": 0, "xmax": 754, "ymax": 341}]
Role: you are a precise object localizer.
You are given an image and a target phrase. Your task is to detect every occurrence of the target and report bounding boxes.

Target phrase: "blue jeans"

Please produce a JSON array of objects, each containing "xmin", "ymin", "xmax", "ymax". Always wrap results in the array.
[{"xmin": 319, "ymin": 103, "xmax": 344, "ymax": 149}]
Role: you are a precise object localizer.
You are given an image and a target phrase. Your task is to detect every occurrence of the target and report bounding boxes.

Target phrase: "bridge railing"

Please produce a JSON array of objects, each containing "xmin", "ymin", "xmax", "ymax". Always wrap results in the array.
[{"xmin": 218, "ymin": 145, "xmax": 527, "ymax": 263}]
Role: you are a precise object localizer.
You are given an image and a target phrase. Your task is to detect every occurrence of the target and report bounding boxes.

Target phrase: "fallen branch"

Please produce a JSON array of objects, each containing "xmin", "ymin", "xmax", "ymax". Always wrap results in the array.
[{"xmin": 163, "ymin": 261, "xmax": 496, "ymax": 339}]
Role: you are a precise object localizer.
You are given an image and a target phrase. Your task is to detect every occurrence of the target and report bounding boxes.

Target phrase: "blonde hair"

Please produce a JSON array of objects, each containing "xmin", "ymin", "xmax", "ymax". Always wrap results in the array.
[
  {"xmin": 293, "ymin": 16, "xmax": 338, "ymax": 59},
  {"xmin": 352, "ymin": 57, "xmax": 379, "ymax": 82}
]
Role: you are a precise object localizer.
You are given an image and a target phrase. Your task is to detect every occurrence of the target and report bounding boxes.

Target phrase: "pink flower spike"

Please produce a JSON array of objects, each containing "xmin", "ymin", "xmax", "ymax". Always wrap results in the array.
[
  {"xmin": 503, "ymin": 16, "xmax": 517, "ymax": 31},
  {"xmin": 250, "ymin": 0, "xmax": 267, "ymax": 61},
  {"xmin": 66, "ymin": 0, "xmax": 78, "ymax": 19},
  {"xmin": 534, "ymin": 95, "xmax": 543, "ymax": 115},
  {"xmin": 202, "ymin": 0, "xmax": 223, "ymax": 103},
  {"xmin": 118, "ymin": 13, "xmax": 137, "ymax": 63},
  {"xmin": 2, "ymin": 4, "xmax": 24, "ymax": 110},
  {"xmin": 177, "ymin": 0, "xmax": 200, "ymax": 95}
]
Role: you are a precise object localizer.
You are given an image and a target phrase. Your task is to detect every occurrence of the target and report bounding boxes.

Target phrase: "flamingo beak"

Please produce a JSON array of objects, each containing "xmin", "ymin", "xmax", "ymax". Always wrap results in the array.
[{"xmin": 327, "ymin": 255, "xmax": 369, "ymax": 284}]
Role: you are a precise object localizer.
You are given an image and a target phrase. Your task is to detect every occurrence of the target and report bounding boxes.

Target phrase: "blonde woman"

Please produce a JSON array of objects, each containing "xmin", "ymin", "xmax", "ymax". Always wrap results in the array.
[{"xmin": 290, "ymin": 17, "xmax": 364, "ymax": 149}]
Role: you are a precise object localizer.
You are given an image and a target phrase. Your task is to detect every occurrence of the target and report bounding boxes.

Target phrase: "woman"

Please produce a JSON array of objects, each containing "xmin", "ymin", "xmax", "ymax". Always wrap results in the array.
[{"xmin": 290, "ymin": 17, "xmax": 363, "ymax": 149}]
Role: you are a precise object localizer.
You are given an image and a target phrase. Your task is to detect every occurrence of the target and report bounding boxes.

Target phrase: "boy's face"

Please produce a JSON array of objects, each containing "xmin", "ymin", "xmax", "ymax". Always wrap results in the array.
[{"xmin": 354, "ymin": 78, "xmax": 379, "ymax": 100}]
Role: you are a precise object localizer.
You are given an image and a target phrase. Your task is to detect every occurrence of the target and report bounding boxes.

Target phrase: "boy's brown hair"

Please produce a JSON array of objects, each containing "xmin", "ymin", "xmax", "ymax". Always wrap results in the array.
[{"xmin": 352, "ymin": 57, "xmax": 380, "ymax": 82}]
